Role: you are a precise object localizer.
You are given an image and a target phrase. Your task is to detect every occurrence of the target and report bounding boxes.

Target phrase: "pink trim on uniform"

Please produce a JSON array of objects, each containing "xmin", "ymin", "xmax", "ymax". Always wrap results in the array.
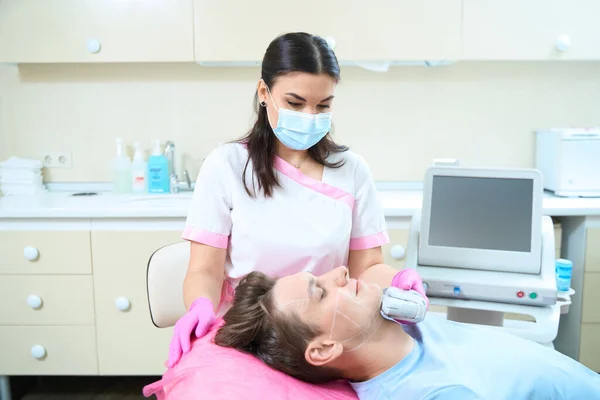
[
  {"xmin": 182, "ymin": 227, "xmax": 229, "ymax": 249},
  {"xmin": 349, "ymin": 231, "xmax": 390, "ymax": 250},
  {"xmin": 273, "ymin": 156, "xmax": 355, "ymax": 210}
]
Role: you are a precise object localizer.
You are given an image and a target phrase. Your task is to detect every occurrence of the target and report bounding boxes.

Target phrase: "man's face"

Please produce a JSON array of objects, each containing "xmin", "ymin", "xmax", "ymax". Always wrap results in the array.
[{"xmin": 272, "ymin": 266, "xmax": 383, "ymax": 357}]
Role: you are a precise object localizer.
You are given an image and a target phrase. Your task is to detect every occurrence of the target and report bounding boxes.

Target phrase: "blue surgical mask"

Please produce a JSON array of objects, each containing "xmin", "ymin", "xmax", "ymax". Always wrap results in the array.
[{"xmin": 266, "ymin": 87, "xmax": 332, "ymax": 151}]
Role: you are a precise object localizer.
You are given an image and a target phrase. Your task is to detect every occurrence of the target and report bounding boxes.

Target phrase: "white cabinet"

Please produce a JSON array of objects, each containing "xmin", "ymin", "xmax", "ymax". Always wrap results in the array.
[
  {"xmin": 91, "ymin": 231, "xmax": 183, "ymax": 375},
  {"xmin": 0, "ymin": 0, "xmax": 195, "ymax": 63},
  {"xmin": 194, "ymin": 0, "xmax": 462, "ymax": 63},
  {"xmin": 462, "ymin": 0, "xmax": 600, "ymax": 60}
]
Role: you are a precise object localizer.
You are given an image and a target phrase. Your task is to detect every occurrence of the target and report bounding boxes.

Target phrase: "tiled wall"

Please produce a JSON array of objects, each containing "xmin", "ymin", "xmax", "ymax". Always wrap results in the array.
[{"xmin": 1, "ymin": 61, "xmax": 599, "ymax": 182}]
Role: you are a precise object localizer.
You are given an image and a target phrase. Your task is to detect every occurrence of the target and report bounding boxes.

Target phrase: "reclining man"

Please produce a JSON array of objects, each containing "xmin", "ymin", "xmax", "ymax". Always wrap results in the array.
[{"xmin": 215, "ymin": 265, "xmax": 600, "ymax": 400}]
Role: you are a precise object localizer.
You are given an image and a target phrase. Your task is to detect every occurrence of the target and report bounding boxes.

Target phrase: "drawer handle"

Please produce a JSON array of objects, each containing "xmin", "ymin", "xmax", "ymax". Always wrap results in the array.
[
  {"xmin": 27, "ymin": 295, "xmax": 43, "ymax": 310},
  {"xmin": 115, "ymin": 297, "xmax": 131, "ymax": 312},
  {"xmin": 390, "ymin": 245, "xmax": 406, "ymax": 261},
  {"xmin": 86, "ymin": 38, "xmax": 102, "ymax": 54},
  {"xmin": 555, "ymin": 34, "xmax": 571, "ymax": 52},
  {"xmin": 31, "ymin": 345, "xmax": 46, "ymax": 360},
  {"xmin": 23, "ymin": 246, "xmax": 40, "ymax": 261}
]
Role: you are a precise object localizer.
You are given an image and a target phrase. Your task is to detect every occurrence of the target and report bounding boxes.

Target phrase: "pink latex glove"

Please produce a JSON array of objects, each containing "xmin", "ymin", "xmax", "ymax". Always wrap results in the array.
[
  {"xmin": 391, "ymin": 268, "xmax": 430, "ymax": 309},
  {"xmin": 167, "ymin": 297, "xmax": 216, "ymax": 368}
]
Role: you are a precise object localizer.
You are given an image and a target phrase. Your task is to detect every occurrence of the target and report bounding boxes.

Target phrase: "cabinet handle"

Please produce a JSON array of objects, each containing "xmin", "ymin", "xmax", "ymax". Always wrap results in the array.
[
  {"xmin": 115, "ymin": 297, "xmax": 131, "ymax": 312},
  {"xmin": 23, "ymin": 246, "xmax": 39, "ymax": 261},
  {"xmin": 390, "ymin": 245, "xmax": 406, "ymax": 261},
  {"xmin": 555, "ymin": 35, "xmax": 571, "ymax": 52},
  {"xmin": 31, "ymin": 345, "xmax": 46, "ymax": 360},
  {"xmin": 86, "ymin": 39, "xmax": 102, "ymax": 54},
  {"xmin": 27, "ymin": 295, "xmax": 43, "ymax": 310},
  {"xmin": 325, "ymin": 36, "xmax": 336, "ymax": 51}
]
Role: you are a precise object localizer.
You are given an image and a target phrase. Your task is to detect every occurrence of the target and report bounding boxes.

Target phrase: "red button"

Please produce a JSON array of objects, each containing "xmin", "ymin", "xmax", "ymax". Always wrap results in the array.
[{"xmin": 517, "ymin": 291, "xmax": 524, "ymax": 298}]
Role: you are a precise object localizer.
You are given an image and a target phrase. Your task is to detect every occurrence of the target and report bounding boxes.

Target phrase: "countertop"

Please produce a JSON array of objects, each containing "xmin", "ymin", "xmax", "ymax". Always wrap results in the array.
[{"xmin": 1, "ymin": 190, "xmax": 600, "ymax": 219}]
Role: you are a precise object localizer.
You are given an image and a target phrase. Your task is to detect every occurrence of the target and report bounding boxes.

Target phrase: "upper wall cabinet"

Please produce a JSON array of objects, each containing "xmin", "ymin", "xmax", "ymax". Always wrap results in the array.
[
  {"xmin": 193, "ymin": 0, "xmax": 462, "ymax": 64},
  {"xmin": 462, "ymin": 0, "xmax": 600, "ymax": 60},
  {"xmin": 0, "ymin": 0, "xmax": 195, "ymax": 63}
]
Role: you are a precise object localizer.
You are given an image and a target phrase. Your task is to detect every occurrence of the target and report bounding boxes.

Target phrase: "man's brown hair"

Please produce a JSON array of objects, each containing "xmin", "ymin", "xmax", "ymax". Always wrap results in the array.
[{"xmin": 214, "ymin": 271, "xmax": 343, "ymax": 384}]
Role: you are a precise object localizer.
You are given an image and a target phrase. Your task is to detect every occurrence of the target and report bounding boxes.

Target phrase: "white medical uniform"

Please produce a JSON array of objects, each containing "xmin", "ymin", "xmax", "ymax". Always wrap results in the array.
[{"xmin": 183, "ymin": 142, "xmax": 389, "ymax": 314}]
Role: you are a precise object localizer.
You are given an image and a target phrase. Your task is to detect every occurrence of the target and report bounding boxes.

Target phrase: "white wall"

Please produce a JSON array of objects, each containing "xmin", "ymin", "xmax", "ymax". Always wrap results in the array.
[{"xmin": 1, "ymin": 61, "xmax": 599, "ymax": 183}]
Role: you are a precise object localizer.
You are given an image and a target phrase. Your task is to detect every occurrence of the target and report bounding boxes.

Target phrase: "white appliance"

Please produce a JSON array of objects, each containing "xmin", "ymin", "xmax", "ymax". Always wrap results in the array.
[
  {"xmin": 404, "ymin": 165, "xmax": 572, "ymax": 346},
  {"xmin": 535, "ymin": 128, "xmax": 600, "ymax": 197}
]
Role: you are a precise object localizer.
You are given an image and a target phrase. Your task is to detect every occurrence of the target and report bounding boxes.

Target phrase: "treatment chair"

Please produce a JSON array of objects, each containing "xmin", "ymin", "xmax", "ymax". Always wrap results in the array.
[{"xmin": 146, "ymin": 241, "xmax": 190, "ymax": 328}]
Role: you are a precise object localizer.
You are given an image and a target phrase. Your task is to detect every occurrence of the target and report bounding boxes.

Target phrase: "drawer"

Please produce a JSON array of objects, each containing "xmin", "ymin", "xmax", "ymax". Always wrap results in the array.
[
  {"xmin": 0, "ymin": 326, "xmax": 98, "ymax": 375},
  {"xmin": 0, "ymin": 275, "xmax": 95, "ymax": 325},
  {"xmin": 92, "ymin": 230, "xmax": 181, "ymax": 374},
  {"xmin": 579, "ymin": 323, "xmax": 600, "ymax": 372},
  {"xmin": 0, "ymin": 231, "xmax": 91, "ymax": 274},
  {"xmin": 585, "ymin": 228, "xmax": 600, "ymax": 273},
  {"xmin": 382, "ymin": 229, "xmax": 409, "ymax": 270},
  {"xmin": 582, "ymin": 273, "xmax": 600, "ymax": 323}
]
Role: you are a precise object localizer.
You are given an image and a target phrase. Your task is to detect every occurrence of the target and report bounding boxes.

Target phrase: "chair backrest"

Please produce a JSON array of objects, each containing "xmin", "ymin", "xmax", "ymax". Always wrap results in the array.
[{"xmin": 146, "ymin": 241, "xmax": 190, "ymax": 328}]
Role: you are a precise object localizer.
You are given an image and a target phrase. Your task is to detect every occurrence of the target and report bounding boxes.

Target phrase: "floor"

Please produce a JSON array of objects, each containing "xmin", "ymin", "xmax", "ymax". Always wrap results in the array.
[{"xmin": 8, "ymin": 376, "xmax": 160, "ymax": 400}]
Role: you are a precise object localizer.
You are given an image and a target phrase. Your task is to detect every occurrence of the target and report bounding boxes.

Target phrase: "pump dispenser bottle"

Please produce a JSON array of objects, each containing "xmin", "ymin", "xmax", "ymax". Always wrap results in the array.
[
  {"xmin": 131, "ymin": 141, "xmax": 147, "ymax": 193},
  {"xmin": 147, "ymin": 140, "xmax": 170, "ymax": 193},
  {"xmin": 112, "ymin": 138, "xmax": 132, "ymax": 193}
]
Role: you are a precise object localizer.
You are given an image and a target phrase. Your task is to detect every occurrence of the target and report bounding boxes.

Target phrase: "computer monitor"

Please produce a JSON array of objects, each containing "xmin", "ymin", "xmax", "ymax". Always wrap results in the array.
[{"xmin": 418, "ymin": 167, "xmax": 543, "ymax": 275}]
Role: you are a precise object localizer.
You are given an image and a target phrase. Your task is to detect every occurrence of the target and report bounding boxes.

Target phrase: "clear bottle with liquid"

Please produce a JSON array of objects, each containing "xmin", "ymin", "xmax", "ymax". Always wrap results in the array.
[
  {"xmin": 112, "ymin": 138, "xmax": 132, "ymax": 193},
  {"xmin": 147, "ymin": 140, "xmax": 170, "ymax": 194},
  {"xmin": 131, "ymin": 142, "xmax": 147, "ymax": 193}
]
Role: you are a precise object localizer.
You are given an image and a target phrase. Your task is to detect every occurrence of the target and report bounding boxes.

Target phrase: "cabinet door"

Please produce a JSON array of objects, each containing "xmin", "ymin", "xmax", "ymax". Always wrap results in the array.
[
  {"xmin": 462, "ymin": 0, "xmax": 600, "ymax": 60},
  {"xmin": 0, "ymin": 0, "xmax": 194, "ymax": 63},
  {"xmin": 91, "ymin": 231, "xmax": 183, "ymax": 375},
  {"xmin": 579, "ymin": 324, "xmax": 600, "ymax": 372},
  {"xmin": 194, "ymin": 0, "xmax": 462, "ymax": 63},
  {"xmin": 585, "ymin": 228, "xmax": 600, "ymax": 272}
]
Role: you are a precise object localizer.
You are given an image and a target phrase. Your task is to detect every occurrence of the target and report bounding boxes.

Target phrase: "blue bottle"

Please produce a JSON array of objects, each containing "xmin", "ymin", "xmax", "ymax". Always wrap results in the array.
[
  {"xmin": 555, "ymin": 259, "xmax": 573, "ymax": 292},
  {"xmin": 147, "ymin": 140, "xmax": 170, "ymax": 194}
]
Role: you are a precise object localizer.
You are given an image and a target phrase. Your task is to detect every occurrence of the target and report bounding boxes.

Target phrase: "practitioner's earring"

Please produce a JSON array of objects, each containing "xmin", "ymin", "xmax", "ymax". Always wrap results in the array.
[{"xmin": 260, "ymin": 101, "xmax": 266, "ymax": 107}]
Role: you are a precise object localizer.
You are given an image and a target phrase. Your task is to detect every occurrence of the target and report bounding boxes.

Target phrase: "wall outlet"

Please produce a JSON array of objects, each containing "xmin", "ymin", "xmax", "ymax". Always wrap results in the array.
[{"xmin": 43, "ymin": 152, "xmax": 72, "ymax": 168}]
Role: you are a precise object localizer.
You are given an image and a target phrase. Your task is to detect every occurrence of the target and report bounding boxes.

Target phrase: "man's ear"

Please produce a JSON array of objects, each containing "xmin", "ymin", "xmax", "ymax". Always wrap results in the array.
[{"xmin": 305, "ymin": 339, "xmax": 344, "ymax": 367}]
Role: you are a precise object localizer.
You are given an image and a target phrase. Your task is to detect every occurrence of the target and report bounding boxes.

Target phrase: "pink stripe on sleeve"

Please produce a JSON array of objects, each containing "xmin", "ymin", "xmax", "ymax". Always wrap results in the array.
[
  {"xmin": 349, "ymin": 231, "xmax": 390, "ymax": 250},
  {"xmin": 182, "ymin": 227, "xmax": 229, "ymax": 249}
]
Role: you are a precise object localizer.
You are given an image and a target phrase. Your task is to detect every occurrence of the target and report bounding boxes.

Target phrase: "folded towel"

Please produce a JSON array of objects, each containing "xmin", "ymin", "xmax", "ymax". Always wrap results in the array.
[{"xmin": 0, "ymin": 157, "xmax": 43, "ymax": 170}]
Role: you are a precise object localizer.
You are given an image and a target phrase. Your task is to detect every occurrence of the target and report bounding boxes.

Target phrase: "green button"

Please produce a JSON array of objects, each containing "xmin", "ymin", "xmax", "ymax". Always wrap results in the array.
[{"xmin": 529, "ymin": 292, "xmax": 537, "ymax": 299}]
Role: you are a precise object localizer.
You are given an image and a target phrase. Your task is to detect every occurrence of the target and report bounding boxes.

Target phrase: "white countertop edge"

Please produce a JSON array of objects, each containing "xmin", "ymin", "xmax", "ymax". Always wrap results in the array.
[{"xmin": 1, "ymin": 188, "xmax": 600, "ymax": 219}]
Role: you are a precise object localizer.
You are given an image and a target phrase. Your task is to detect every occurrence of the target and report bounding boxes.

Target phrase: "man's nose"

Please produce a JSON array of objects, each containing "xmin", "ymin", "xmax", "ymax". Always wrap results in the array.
[{"xmin": 334, "ymin": 266, "xmax": 349, "ymax": 287}]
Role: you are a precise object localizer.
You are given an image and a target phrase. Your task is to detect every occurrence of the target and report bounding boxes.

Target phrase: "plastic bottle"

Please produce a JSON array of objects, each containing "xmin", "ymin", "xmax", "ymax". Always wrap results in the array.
[
  {"xmin": 556, "ymin": 259, "xmax": 573, "ymax": 292},
  {"xmin": 112, "ymin": 138, "xmax": 132, "ymax": 193},
  {"xmin": 147, "ymin": 140, "xmax": 170, "ymax": 194},
  {"xmin": 131, "ymin": 142, "xmax": 147, "ymax": 193}
]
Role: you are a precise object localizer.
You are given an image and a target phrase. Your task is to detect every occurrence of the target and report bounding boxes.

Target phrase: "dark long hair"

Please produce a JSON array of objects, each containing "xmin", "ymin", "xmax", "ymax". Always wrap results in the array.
[{"xmin": 236, "ymin": 32, "xmax": 348, "ymax": 198}]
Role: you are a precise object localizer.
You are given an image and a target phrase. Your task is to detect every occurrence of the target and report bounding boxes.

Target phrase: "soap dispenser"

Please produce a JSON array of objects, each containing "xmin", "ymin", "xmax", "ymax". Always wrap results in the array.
[
  {"xmin": 112, "ymin": 138, "xmax": 132, "ymax": 193},
  {"xmin": 147, "ymin": 140, "xmax": 170, "ymax": 194},
  {"xmin": 131, "ymin": 141, "xmax": 147, "ymax": 193}
]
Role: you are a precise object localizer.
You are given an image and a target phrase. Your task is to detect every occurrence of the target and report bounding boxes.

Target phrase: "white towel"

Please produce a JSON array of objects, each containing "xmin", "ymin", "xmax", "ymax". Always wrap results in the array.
[{"xmin": 0, "ymin": 157, "xmax": 43, "ymax": 170}]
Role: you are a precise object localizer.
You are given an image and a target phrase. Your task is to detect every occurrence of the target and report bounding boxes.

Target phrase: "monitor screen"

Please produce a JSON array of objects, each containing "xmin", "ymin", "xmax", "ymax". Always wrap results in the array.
[{"xmin": 428, "ymin": 176, "xmax": 533, "ymax": 253}]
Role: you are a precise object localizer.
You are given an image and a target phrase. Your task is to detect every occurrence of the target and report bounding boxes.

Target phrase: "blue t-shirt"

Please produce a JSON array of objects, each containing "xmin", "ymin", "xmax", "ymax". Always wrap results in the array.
[{"xmin": 350, "ymin": 315, "xmax": 600, "ymax": 400}]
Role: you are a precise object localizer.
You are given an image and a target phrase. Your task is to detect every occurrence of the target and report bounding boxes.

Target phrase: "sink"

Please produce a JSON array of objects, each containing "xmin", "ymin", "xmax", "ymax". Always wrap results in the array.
[{"xmin": 121, "ymin": 194, "xmax": 192, "ymax": 207}]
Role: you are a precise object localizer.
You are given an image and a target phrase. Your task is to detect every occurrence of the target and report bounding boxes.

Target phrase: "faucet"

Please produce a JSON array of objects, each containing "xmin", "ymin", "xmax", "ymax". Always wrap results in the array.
[{"xmin": 164, "ymin": 140, "xmax": 195, "ymax": 193}]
